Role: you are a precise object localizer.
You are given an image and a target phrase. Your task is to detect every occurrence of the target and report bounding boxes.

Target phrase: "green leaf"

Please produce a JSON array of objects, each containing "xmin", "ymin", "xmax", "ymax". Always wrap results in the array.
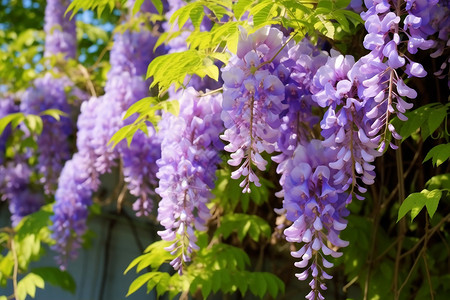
[
  {"xmin": 423, "ymin": 143, "xmax": 450, "ymax": 167},
  {"xmin": 398, "ymin": 189, "xmax": 444, "ymax": 222},
  {"xmin": 31, "ymin": 268, "xmax": 76, "ymax": 294},
  {"xmin": 66, "ymin": 0, "xmax": 125, "ymax": 17},
  {"xmin": 45, "ymin": 108, "xmax": 64, "ymax": 122},
  {"xmin": 424, "ymin": 189, "xmax": 442, "ymax": 219},
  {"xmin": 426, "ymin": 174, "xmax": 450, "ymax": 190},
  {"xmin": 125, "ymin": 240, "xmax": 175, "ymax": 275},
  {"xmin": 24, "ymin": 115, "xmax": 43, "ymax": 135},
  {"xmin": 16, "ymin": 205, "xmax": 52, "ymax": 240},
  {"xmin": 397, "ymin": 192, "xmax": 426, "ymax": 222},
  {"xmin": 126, "ymin": 273, "xmax": 155, "ymax": 296},
  {"xmin": 132, "ymin": 0, "xmax": 163, "ymax": 15},
  {"xmin": 17, "ymin": 273, "xmax": 45, "ymax": 300},
  {"xmin": 250, "ymin": 1, "xmax": 276, "ymax": 28},
  {"xmin": 233, "ymin": 0, "xmax": 253, "ymax": 20},
  {"xmin": 147, "ymin": 50, "xmax": 215, "ymax": 93},
  {"xmin": 215, "ymin": 214, "xmax": 272, "ymax": 242},
  {"xmin": 0, "ymin": 112, "xmax": 24, "ymax": 135},
  {"xmin": 123, "ymin": 97, "xmax": 157, "ymax": 120}
]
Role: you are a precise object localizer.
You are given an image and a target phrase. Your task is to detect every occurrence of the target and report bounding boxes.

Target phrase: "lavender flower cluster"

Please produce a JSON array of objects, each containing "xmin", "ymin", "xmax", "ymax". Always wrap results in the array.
[
  {"xmin": 221, "ymin": 0, "xmax": 445, "ymax": 294},
  {"xmin": 359, "ymin": 0, "xmax": 439, "ymax": 147},
  {"xmin": 156, "ymin": 87, "xmax": 223, "ymax": 274},
  {"xmin": 282, "ymin": 141, "xmax": 349, "ymax": 300},
  {"xmin": 221, "ymin": 26, "xmax": 289, "ymax": 193},
  {"xmin": 44, "ymin": 0, "xmax": 77, "ymax": 59},
  {"xmin": 50, "ymin": 1, "xmax": 161, "ymax": 268},
  {"xmin": 20, "ymin": 74, "xmax": 74, "ymax": 195}
]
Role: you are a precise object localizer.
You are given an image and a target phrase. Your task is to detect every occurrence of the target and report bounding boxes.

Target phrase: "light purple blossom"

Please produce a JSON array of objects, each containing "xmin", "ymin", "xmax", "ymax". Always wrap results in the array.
[{"xmin": 156, "ymin": 87, "xmax": 223, "ymax": 274}]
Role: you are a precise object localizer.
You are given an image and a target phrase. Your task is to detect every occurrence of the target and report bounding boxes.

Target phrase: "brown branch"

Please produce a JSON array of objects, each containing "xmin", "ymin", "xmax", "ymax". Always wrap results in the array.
[{"xmin": 394, "ymin": 140, "xmax": 406, "ymax": 300}]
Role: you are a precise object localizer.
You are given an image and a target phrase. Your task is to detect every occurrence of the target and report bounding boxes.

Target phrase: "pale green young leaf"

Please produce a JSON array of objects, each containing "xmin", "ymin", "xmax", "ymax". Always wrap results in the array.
[
  {"xmin": 124, "ymin": 255, "xmax": 145, "ymax": 275},
  {"xmin": 154, "ymin": 272, "xmax": 171, "ymax": 297},
  {"xmin": 40, "ymin": 109, "xmax": 67, "ymax": 121},
  {"xmin": 123, "ymin": 97, "xmax": 157, "ymax": 120},
  {"xmin": 17, "ymin": 273, "xmax": 45, "ymax": 300},
  {"xmin": 108, "ymin": 124, "xmax": 137, "ymax": 148},
  {"xmin": 24, "ymin": 115, "xmax": 43, "ymax": 135},
  {"xmin": 233, "ymin": 0, "xmax": 253, "ymax": 20},
  {"xmin": 146, "ymin": 272, "xmax": 171, "ymax": 296},
  {"xmin": 126, "ymin": 273, "xmax": 156, "ymax": 297},
  {"xmin": 0, "ymin": 112, "xmax": 24, "ymax": 135},
  {"xmin": 249, "ymin": 1, "xmax": 277, "ymax": 28}
]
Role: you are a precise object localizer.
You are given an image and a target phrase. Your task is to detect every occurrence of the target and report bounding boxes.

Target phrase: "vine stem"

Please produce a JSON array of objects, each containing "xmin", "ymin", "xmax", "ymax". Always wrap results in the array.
[
  {"xmin": 393, "ymin": 139, "xmax": 406, "ymax": 300},
  {"xmin": 11, "ymin": 235, "xmax": 19, "ymax": 300},
  {"xmin": 255, "ymin": 32, "xmax": 297, "ymax": 72},
  {"xmin": 423, "ymin": 214, "xmax": 434, "ymax": 300}
]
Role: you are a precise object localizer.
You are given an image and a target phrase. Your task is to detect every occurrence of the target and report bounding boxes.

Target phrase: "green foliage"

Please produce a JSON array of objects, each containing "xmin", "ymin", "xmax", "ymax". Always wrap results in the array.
[
  {"xmin": 108, "ymin": 97, "xmax": 179, "ymax": 148},
  {"xmin": 0, "ymin": 28, "xmax": 45, "ymax": 91},
  {"xmin": 67, "ymin": 0, "xmax": 127, "ymax": 18},
  {"xmin": 132, "ymin": 0, "xmax": 164, "ymax": 15},
  {"xmin": 214, "ymin": 213, "xmax": 272, "ymax": 242},
  {"xmin": 397, "ymin": 189, "xmax": 442, "ymax": 222},
  {"xmin": 125, "ymin": 233, "xmax": 285, "ymax": 299},
  {"xmin": 423, "ymin": 143, "xmax": 450, "ymax": 167},
  {"xmin": 16, "ymin": 273, "xmax": 45, "ymax": 300},
  {"xmin": 147, "ymin": 50, "xmax": 219, "ymax": 94},
  {"xmin": 30, "ymin": 268, "xmax": 76, "ymax": 294},
  {"xmin": 146, "ymin": 0, "xmax": 362, "ymax": 95},
  {"xmin": 212, "ymin": 168, "xmax": 273, "ymax": 212},
  {"xmin": 0, "ymin": 205, "xmax": 76, "ymax": 299},
  {"xmin": 397, "ymin": 174, "xmax": 450, "ymax": 222},
  {"xmin": 0, "ymin": 109, "xmax": 68, "ymax": 144},
  {"xmin": 391, "ymin": 102, "xmax": 449, "ymax": 142}
]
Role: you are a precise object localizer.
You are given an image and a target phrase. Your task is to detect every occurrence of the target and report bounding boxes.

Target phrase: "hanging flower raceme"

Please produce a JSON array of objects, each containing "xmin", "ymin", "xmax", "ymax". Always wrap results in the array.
[
  {"xmin": 221, "ymin": 26, "xmax": 289, "ymax": 193},
  {"xmin": 273, "ymin": 39, "xmax": 328, "ymax": 186},
  {"xmin": 311, "ymin": 52, "xmax": 383, "ymax": 201},
  {"xmin": 0, "ymin": 161, "xmax": 44, "ymax": 227},
  {"xmin": 282, "ymin": 140, "xmax": 349, "ymax": 300},
  {"xmin": 20, "ymin": 74, "xmax": 74, "ymax": 195},
  {"xmin": 51, "ymin": 1, "xmax": 160, "ymax": 268},
  {"xmin": 44, "ymin": 0, "xmax": 77, "ymax": 59},
  {"xmin": 358, "ymin": 0, "xmax": 438, "ymax": 148},
  {"xmin": 156, "ymin": 87, "xmax": 223, "ymax": 274}
]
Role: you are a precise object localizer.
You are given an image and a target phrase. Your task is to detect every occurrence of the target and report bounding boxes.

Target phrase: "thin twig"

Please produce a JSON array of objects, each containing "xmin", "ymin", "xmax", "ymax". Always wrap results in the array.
[
  {"xmin": 423, "ymin": 214, "xmax": 434, "ymax": 300},
  {"xmin": 11, "ymin": 236, "xmax": 19, "ymax": 300},
  {"xmin": 78, "ymin": 64, "xmax": 97, "ymax": 97},
  {"xmin": 400, "ymin": 212, "xmax": 450, "ymax": 259},
  {"xmin": 198, "ymin": 87, "xmax": 223, "ymax": 97},
  {"xmin": 394, "ymin": 140, "xmax": 406, "ymax": 300}
]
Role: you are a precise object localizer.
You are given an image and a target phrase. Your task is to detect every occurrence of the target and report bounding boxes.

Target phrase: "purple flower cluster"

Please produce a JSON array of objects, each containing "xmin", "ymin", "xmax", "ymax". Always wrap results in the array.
[
  {"xmin": 311, "ymin": 53, "xmax": 383, "ymax": 200},
  {"xmin": 282, "ymin": 141, "xmax": 349, "ymax": 300},
  {"xmin": 359, "ymin": 0, "xmax": 439, "ymax": 145},
  {"xmin": 51, "ymin": 2, "xmax": 160, "ymax": 268},
  {"xmin": 156, "ymin": 87, "xmax": 223, "ymax": 274},
  {"xmin": 0, "ymin": 161, "xmax": 45, "ymax": 226},
  {"xmin": 50, "ymin": 154, "xmax": 94, "ymax": 269},
  {"xmin": 121, "ymin": 125, "xmax": 161, "ymax": 217},
  {"xmin": 44, "ymin": 0, "xmax": 77, "ymax": 58},
  {"xmin": 221, "ymin": 26, "xmax": 288, "ymax": 192},
  {"xmin": 20, "ymin": 74, "xmax": 74, "ymax": 194},
  {"xmin": 273, "ymin": 40, "xmax": 328, "ymax": 183}
]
